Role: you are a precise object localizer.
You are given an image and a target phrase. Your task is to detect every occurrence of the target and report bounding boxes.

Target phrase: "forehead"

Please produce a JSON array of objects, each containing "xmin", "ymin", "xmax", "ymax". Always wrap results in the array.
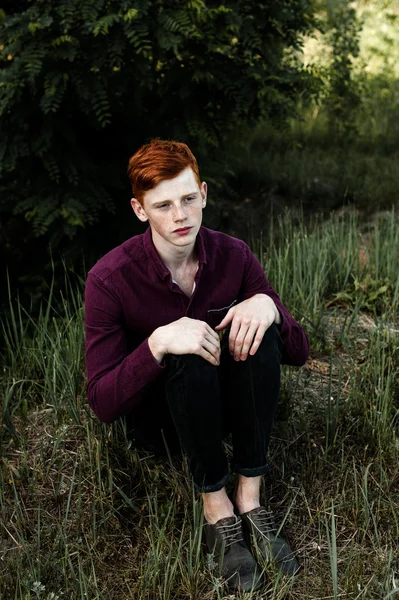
[{"xmin": 144, "ymin": 167, "xmax": 200, "ymax": 204}]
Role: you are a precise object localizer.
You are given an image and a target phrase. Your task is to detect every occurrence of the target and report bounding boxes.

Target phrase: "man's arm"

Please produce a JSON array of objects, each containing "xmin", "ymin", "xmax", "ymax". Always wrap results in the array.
[
  {"xmin": 226, "ymin": 244, "xmax": 309, "ymax": 366},
  {"xmin": 85, "ymin": 273, "xmax": 222, "ymax": 424},
  {"xmin": 84, "ymin": 273, "xmax": 166, "ymax": 424}
]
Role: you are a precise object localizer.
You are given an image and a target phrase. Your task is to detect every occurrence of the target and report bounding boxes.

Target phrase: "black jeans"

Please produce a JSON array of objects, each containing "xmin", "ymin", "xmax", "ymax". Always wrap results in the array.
[{"xmin": 127, "ymin": 323, "xmax": 283, "ymax": 493}]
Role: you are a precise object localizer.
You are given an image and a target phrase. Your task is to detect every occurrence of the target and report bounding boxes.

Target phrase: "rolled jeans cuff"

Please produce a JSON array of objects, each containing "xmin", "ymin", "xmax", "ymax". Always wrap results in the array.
[
  {"xmin": 231, "ymin": 462, "xmax": 270, "ymax": 478},
  {"xmin": 193, "ymin": 471, "xmax": 231, "ymax": 493}
]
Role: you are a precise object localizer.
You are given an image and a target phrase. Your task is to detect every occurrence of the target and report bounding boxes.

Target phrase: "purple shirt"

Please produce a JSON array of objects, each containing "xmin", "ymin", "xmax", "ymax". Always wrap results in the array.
[{"xmin": 84, "ymin": 226, "xmax": 309, "ymax": 423}]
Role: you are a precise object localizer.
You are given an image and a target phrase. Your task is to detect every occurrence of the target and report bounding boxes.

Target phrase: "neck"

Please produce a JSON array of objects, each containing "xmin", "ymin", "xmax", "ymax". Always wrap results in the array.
[{"xmin": 151, "ymin": 229, "xmax": 197, "ymax": 271}]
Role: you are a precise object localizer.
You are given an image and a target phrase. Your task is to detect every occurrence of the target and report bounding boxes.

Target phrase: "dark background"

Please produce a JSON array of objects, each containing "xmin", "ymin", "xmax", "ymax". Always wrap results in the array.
[{"xmin": 1, "ymin": 0, "xmax": 398, "ymax": 311}]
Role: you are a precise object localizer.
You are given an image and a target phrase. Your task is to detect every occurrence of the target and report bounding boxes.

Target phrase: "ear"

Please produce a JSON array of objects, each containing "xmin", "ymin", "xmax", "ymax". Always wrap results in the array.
[
  {"xmin": 131, "ymin": 198, "xmax": 149, "ymax": 222},
  {"xmin": 201, "ymin": 181, "xmax": 207, "ymax": 208}
]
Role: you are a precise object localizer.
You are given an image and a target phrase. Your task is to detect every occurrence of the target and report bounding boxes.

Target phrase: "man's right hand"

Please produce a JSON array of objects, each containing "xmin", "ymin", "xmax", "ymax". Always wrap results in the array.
[{"xmin": 148, "ymin": 317, "xmax": 221, "ymax": 365}]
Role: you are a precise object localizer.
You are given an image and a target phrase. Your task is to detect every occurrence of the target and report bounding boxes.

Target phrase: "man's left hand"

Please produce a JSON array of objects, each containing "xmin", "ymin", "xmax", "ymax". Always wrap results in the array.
[{"xmin": 215, "ymin": 294, "xmax": 281, "ymax": 361}]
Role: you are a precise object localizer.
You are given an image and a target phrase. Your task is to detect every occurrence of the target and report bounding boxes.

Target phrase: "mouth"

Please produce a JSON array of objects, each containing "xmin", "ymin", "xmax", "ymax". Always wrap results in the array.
[{"xmin": 174, "ymin": 227, "xmax": 192, "ymax": 233}]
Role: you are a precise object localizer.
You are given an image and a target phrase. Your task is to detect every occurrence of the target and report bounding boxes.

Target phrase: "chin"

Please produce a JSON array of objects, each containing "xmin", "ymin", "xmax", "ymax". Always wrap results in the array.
[{"xmin": 173, "ymin": 237, "xmax": 193, "ymax": 245}]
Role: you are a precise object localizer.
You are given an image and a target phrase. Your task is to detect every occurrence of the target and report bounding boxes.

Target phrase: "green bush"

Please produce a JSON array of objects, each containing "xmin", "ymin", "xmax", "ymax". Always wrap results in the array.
[{"xmin": 0, "ymin": 0, "xmax": 317, "ymax": 244}]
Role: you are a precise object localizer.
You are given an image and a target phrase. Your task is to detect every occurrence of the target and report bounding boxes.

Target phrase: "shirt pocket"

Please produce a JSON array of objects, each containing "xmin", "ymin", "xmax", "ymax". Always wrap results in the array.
[{"xmin": 206, "ymin": 299, "xmax": 237, "ymax": 331}]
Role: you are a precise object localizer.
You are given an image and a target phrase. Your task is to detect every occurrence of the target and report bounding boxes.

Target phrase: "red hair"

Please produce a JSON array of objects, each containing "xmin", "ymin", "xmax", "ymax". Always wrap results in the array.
[{"xmin": 127, "ymin": 139, "xmax": 201, "ymax": 205}]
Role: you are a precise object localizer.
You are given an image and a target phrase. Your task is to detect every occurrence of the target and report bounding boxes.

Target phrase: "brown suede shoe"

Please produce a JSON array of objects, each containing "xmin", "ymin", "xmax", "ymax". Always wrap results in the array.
[
  {"xmin": 240, "ymin": 507, "xmax": 300, "ymax": 576},
  {"xmin": 204, "ymin": 515, "xmax": 263, "ymax": 592}
]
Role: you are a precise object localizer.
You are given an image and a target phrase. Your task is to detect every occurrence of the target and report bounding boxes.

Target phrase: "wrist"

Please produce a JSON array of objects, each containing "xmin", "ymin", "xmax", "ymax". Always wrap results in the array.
[
  {"xmin": 148, "ymin": 328, "xmax": 167, "ymax": 364},
  {"xmin": 274, "ymin": 305, "xmax": 282, "ymax": 325},
  {"xmin": 265, "ymin": 295, "xmax": 281, "ymax": 325},
  {"xmin": 255, "ymin": 293, "xmax": 281, "ymax": 325}
]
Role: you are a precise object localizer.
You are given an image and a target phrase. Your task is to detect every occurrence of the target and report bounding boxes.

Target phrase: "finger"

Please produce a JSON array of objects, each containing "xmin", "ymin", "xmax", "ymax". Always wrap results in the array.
[
  {"xmin": 215, "ymin": 308, "xmax": 235, "ymax": 331},
  {"xmin": 204, "ymin": 331, "xmax": 221, "ymax": 353},
  {"xmin": 228, "ymin": 317, "xmax": 242, "ymax": 355},
  {"xmin": 205, "ymin": 324, "xmax": 221, "ymax": 345},
  {"xmin": 239, "ymin": 322, "xmax": 259, "ymax": 361},
  {"xmin": 231, "ymin": 320, "xmax": 251, "ymax": 360},
  {"xmin": 201, "ymin": 338, "xmax": 221, "ymax": 363},
  {"xmin": 195, "ymin": 347, "xmax": 219, "ymax": 365},
  {"xmin": 190, "ymin": 338, "xmax": 219, "ymax": 365},
  {"xmin": 248, "ymin": 323, "xmax": 268, "ymax": 357},
  {"xmin": 197, "ymin": 320, "xmax": 220, "ymax": 349}
]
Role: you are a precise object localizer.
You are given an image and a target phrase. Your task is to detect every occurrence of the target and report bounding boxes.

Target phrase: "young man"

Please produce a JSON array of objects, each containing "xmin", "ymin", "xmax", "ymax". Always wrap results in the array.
[{"xmin": 84, "ymin": 139, "xmax": 309, "ymax": 592}]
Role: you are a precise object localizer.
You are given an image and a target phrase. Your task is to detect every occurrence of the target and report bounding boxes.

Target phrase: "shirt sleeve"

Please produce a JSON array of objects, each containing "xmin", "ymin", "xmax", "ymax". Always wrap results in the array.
[
  {"xmin": 84, "ymin": 272, "xmax": 165, "ymax": 424},
  {"xmin": 240, "ymin": 244, "xmax": 310, "ymax": 367}
]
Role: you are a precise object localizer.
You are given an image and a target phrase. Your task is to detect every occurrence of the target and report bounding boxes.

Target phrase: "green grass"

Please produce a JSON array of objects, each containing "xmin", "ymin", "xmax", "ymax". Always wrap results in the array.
[{"xmin": 1, "ymin": 209, "xmax": 399, "ymax": 599}]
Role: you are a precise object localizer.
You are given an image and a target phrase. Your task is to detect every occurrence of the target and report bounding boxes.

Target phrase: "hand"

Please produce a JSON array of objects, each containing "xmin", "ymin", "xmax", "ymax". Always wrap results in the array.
[
  {"xmin": 215, "ymin": 294, "xmax": 280, "ymax": 361},
  {"xmin": 149, "ymin": 317, "xmax": 221, "ymax": 365}
]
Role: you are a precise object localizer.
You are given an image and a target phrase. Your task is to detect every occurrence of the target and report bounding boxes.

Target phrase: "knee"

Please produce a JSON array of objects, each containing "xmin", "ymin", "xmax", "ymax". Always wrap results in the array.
[
  {"xmin": 263, "ymin": 322, "xmax": 281, "ymax": 342},
  {"xmin": 166, "ymin": 353, "xmax": 217, "ymax": 378},
  {"xmin": 254, "ymin": 323, "xmax": 283, "ymax": 362}
]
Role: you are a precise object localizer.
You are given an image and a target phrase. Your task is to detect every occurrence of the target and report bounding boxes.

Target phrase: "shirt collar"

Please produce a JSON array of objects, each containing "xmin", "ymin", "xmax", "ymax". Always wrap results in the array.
[
  {"xmin": 143, "ymin": 226, "xmax": 207, "ymax": 280},
  {"xmin": 196, "ymin": 227, "xmax": 208, "ymax": 266}
]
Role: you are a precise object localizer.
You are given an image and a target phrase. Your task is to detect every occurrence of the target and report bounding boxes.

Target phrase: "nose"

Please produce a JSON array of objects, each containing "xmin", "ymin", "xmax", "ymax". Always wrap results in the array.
[{"xmin": 172, "ymin": 203, "xmax": 187, "ymax": 222}]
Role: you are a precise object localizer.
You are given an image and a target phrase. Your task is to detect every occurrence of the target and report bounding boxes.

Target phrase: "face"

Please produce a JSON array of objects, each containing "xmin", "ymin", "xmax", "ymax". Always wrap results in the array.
[{"xmin": 131, "ymin": 167, "xmax": 207, "ymax": 253}]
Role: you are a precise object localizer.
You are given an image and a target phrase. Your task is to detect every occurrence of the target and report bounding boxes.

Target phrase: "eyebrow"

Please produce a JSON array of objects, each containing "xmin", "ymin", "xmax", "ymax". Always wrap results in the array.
[{"xmin": 153, "ymin": 192, "xmax": 198, "ymax": 206}]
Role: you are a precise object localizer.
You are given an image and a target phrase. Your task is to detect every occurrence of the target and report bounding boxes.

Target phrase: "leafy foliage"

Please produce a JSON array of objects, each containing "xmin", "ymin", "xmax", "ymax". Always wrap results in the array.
[
  {"xmin": 323, "ymin": 0, "xmax": 362, "ymax": 138},
  {"xmin": 308, "ymin": 0, "xmax": 363, "ymax": 139},
  {"xmin": 0, "ymin": 0, "xmax": 318, "ymax": 244}
]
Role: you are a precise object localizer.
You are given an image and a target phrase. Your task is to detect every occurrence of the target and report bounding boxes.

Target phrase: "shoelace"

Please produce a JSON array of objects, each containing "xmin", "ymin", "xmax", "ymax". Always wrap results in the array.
[
  {"xmin": 249, "ymin": 509, "xmax": 298, "ymax": 567},
  {"xmin": 249, "ymin": 508, "xmax": 277, "ymax": 534},
  {"xmin": 215, "ymin": 518, "xmax": 245, "ymax": 548}
]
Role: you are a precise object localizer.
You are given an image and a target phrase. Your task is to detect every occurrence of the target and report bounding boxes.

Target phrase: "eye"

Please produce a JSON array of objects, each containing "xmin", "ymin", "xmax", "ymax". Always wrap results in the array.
[
  {"xmin": 184, "ymin": 196, "xmax": 195, "ymax": 202},
  {"xmin": 158, "ymin": 203, "xmax": 169, "ymax": 209}
]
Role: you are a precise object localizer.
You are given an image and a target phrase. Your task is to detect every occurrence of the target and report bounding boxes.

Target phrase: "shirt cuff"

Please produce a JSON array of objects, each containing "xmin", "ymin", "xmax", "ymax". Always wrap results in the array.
[{"xmin": 135, "ymin": 337, "xmax": 166, "ymax": 384}]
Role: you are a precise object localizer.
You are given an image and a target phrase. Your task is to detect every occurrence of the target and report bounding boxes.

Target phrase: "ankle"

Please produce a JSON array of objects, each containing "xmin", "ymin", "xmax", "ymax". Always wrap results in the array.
[
  {"xmin": 235, "ymin": 497, "xmax": 261, "ymax": 515},
  {"xmin": 234, "ymin": 474, "xmax": 261, "ymax": 515},
  {"xmin": 203, "ymin": 488, "xmax": 235, "ymax": 524}
]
